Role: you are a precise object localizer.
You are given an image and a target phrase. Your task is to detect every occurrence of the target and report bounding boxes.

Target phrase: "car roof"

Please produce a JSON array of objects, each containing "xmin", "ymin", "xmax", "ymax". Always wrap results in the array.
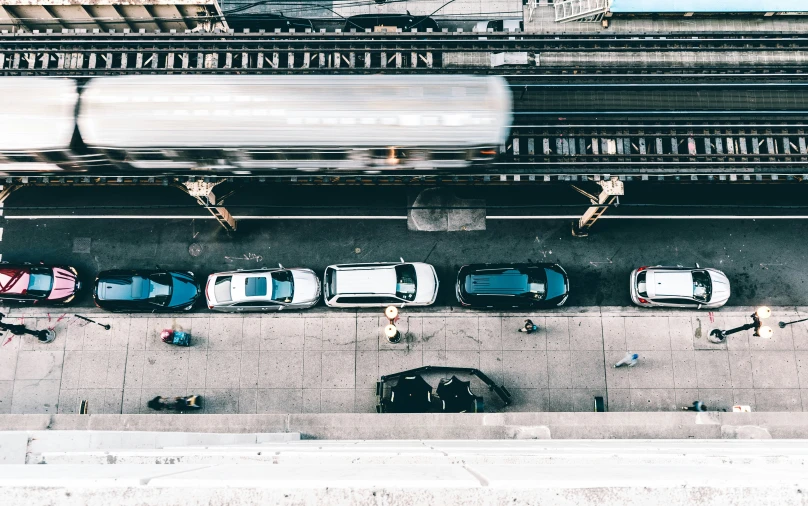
[
  {"xmin": 229, "ymin": 272, "xmax": 273, "ymax": 301},
  {"xmin": 648, "ymin": 271, "xmax": 693, "ymax": 297},
  {"xmin": 334, "ymin": 267, "xmax": 396, "ymax": 295},
  {"xmin": 97, "ymin": 274, "xmax": 149, "ymax": 301},
  {"xmin": 466, "ymin": 269, "xmax": 528, "ymax": 295}
]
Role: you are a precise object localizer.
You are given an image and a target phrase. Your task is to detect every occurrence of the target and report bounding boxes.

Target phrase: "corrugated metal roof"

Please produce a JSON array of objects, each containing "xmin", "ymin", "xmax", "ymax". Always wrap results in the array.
[
  {"xmin": 0, "ymin": 0, "xmax": 227, "ymax": 33},
  {"xmin": 610, "ymin": 0, "xmax": 808, "ymax": 13}
]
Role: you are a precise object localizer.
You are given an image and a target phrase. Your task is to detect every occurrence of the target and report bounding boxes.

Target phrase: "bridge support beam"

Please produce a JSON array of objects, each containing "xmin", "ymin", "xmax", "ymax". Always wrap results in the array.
[
  {"xmin": 571, "ymin": 177, "xmax": 624, "ymax": 237},
  {"xmin": 178, "ymin": 180, "xmax": 237, "ymax": 233}
]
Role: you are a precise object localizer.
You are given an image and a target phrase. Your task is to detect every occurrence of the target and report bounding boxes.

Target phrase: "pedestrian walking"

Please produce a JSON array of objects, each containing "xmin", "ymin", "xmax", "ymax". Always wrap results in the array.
[
  {"xmin": 518, "ymin": 319, "xmax": 538, "ymax": 334},
  {"xmin": 614, "ymin": 352, "xmax": 639, "ymax": 368},
  {"xmin": 682, "ymin": 401, "xmax": 707, "ymax": 412}
]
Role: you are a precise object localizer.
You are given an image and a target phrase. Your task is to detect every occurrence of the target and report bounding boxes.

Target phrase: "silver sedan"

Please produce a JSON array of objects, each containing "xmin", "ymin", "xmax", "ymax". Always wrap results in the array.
[
  {"xmin": 629, "ymin": 265, "xmax": 731, "ymax": 309},
  {"xmin": 205, "ymin": 266, "xmax": 321, "ymax": 312}
]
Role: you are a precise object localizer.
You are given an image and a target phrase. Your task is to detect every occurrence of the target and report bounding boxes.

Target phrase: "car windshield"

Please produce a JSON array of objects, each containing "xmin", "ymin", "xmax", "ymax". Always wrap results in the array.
[
  {"xmin": 692, "ymin": 270, "xmax": 712, "ymax": 302},
  {"xmin": 326, "ymin": 269, "xmax": 337, "ymax": 299},
  {"xmin": 637, "ymin": 271, "xmax": 648, "ymax": 297},
  {"xmin": 528, "ymin": 269, "xmax": 548, "ymax": 300},
  {"xmin": 394, "ymin": 264, "xmax": 417, "ymax": 301},
  {"xmin": 146, "ymin": 273, "xmax": 172, "ymax": 305},
  {"xmin": 271, "ymin": 271, "xmax": 294, "ymax": 303},
  {"xmin": 27, "ymin": 267, "xmax": 53, "ymax": 297},
  {"xmin": 214, "ymin": 276, "xmax": 232, "ymax": 302}
]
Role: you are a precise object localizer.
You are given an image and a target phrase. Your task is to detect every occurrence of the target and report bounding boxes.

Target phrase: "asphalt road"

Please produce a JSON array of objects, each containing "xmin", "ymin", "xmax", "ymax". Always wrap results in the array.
[{"xmin": 3, "ymin": 183, "xmax": 808, "ymax": 308}]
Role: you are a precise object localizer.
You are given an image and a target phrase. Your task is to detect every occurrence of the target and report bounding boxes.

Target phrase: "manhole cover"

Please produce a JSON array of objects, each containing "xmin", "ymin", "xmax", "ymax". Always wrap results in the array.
[
  {"xmin": 354, "ymin": 247, "xmax": 361, "ymax": 254},
  {"xmin": 188, "ymin": 243, "xmax": 203, "ymax": 257}
]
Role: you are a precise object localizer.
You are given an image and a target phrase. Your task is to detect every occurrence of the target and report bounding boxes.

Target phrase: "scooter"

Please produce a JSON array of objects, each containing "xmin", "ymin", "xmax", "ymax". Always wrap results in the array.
[
  {"xmin": 147, "ymin": 395, "xmax": 202, "ymax": 412},
  {"xmin": 161, "ymin": 328, "xmax": 191, "ymax": 347}
]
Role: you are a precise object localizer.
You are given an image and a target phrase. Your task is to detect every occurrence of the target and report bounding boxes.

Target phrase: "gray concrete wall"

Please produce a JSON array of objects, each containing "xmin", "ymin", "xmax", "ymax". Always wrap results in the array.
[{"xmin": 4, "ymin": 412, "xmax": 808, "ymax": 439}]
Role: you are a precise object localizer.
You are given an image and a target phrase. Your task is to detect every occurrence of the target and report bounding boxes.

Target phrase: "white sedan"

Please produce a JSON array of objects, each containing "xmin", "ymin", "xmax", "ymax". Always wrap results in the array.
[
  {"xmin": 323, "ymin": 261, "xmax": 439, "ymax": 307},
  {"xmin": 205, "ymin": 266, "xmax": 320, "ymax": 312},
  {"xmin": 630, "ymin": 265, "xmax": 731, "ymax": 309}
]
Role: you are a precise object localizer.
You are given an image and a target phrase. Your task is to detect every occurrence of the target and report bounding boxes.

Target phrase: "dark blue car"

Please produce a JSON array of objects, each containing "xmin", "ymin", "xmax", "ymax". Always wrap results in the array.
[
  {"xmin": 456, "ymin": 263, "xmax": 569, "ymax": 308},
  {"xmin": 93, "ymin": 270, "xmax": 200, "ymax": 312}
]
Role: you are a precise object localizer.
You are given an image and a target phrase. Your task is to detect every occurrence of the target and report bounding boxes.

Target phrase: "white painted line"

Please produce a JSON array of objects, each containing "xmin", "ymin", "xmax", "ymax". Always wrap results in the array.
[
  {"xmin": 5, "ymin": 215, "xmax": 808, "ymax": 221},
  {"xmin": 237, "ymin": 216, "xmax": 408, "ymax": 220},
  {"xmin": 0, "ymin": 228, "xmax": 4, "ymax": 241},
  {"xmin": 489, "ymin": 216, "xmax": 808, "ymax": 220},
  {"xmin": 3, "ymin": 215, "xmax": 407, "ymax": 220}
]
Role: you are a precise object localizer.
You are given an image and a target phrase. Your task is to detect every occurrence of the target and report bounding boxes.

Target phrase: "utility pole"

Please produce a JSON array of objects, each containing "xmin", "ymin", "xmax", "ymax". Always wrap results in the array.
[{"xmin": 571, "ymin": 177, "xmax": 624, "ymax": 237}]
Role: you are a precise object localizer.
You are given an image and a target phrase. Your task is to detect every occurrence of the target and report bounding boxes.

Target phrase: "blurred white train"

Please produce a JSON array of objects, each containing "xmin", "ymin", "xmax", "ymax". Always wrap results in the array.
[{"xmin": 0, "ymin": 75, "xmax": 512, "ymax": 175}]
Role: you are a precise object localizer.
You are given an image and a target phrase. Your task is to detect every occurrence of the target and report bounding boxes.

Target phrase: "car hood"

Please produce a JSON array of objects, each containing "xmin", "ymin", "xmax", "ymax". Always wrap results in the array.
[
  {"xmin": 544, "ymin": 267, "xmax": 568, "ymax": 301},
  {"xmin": 709, "ymin": 271, "xmax": 731, "ymax": 304},
  {"xmin": 168, "ymin": 272, "xmax": 199, "ymax": 308},
  {"xmin": 47, "ymin": 267, "xmax": 79, "ymax": 300},
  {"xmin": 413, "ymin": 263, "xmax": 438, "ymax": 304},
  {"xmin": 291, "ymin": 269, "xmax": 320, "ymax": 303}
]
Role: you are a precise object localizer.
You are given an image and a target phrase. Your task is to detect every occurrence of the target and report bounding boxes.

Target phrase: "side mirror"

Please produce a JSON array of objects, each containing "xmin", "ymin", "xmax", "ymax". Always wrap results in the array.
[
  {"xmin": 278, "ymin": 263, "xmax": 284, "ymax": 269},
  {"xmin": 400, "ymin": 257, "xmax": 405, "ymax": 263},
  {"xmin": 695, "ymin": 263, "xmax": 700, "ymax": 268},
  {"xmin": 698, "ymin": 304, "xmax": 703, "ymax": 309}
]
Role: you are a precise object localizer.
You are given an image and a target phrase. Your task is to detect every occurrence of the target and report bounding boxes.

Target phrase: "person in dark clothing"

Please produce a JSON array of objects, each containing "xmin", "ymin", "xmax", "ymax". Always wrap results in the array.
[
  {"xmin": 519, "ymin": 319, "xmax": 539, "ymax": 334},
  {"xmin": 147, "ymin": 395, "xmax": 202, "ymax": 412}
]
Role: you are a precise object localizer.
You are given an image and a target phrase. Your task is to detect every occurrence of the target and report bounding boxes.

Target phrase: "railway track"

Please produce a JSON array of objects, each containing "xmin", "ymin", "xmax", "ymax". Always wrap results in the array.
[
  {"xmin": 2, "ymin": 122, "xmax": 806, "ymax": 181},
  {"xmin": 1, "ymin": 31, "xmax": 807, "ymax": 75}
]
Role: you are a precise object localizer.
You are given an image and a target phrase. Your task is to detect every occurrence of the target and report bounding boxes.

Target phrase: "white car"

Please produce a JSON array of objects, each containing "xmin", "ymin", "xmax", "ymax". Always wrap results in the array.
[
  {"xmin": 323, "ymin": 261, "xmax": 439, "ymax": 307},
  {"xmin": 205, "ymin": 266, "xmax": 320, "ymax": 312},
  {"xmin": 629, "ymin": 265, "xmax": 731, "ymax": 309}
]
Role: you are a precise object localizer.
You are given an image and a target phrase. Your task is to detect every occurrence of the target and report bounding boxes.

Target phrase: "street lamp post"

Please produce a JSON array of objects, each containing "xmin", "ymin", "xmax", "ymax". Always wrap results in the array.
[
  {"xmin": 709, "ymin": 307, "xmax": 773, "ymax": 343},
  {"xmin": 384, "ymin": 306, "xmax": 401, "ymax": 344},
  {"xmin": 0, "ymin": 312, "xmax": 55, "ymax": 343},
  {"xmin": 779, "ymin": 317, "xmax": 808, "ymax": 329}
]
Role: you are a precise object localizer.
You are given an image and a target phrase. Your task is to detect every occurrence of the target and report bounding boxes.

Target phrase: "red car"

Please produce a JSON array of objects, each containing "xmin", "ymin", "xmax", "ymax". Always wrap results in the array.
[{"xmin": 0, "ymin": 264, "xmax": 81, "ymax": 304}]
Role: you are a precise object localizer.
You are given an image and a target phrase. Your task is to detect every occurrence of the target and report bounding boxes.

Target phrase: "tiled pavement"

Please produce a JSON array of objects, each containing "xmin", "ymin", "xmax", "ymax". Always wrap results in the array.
[{"xmin": 2, "ymin": 308, "xmax": 808, "ymax": 415}]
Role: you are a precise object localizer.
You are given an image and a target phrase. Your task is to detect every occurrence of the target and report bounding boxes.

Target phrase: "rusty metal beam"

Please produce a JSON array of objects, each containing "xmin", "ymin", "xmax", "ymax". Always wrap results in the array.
[
  {"xmin": 42, "ymin": 4, "xmax": 98, "ymax": 31},
  {"xmin": 146, "ymin": 4, "xmax": 187, "ymax": 32},
  {"xmin": 0, "ymin": 6, "xmax": 19, "ymax": 32},
  {"xmin": 0, "ymin": 1, "xmax": 225, "ymax": 33},
  {"xmin": 3, "ymin": 5, "xmax": 63, "ymax": 30}
]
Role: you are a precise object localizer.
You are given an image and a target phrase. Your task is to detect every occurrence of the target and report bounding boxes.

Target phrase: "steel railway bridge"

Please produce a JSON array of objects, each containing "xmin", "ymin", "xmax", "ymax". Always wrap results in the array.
[
  {"xmin": 1, "ymin": 31, "xmax": 807, "ymax": 233},
  {"xmin": 1, "ymin": 31, "xmax": 808, "ymax": 75}
]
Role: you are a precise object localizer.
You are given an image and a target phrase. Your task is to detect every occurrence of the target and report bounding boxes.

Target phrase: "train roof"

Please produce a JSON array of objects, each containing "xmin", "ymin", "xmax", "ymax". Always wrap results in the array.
[
  {"xmin": 77, "ymin": 75, "xmax": 512, "ymax": 150},
  {"xmin": 0, "ymin": 78, "xmax": 78, "ymax": 151}
]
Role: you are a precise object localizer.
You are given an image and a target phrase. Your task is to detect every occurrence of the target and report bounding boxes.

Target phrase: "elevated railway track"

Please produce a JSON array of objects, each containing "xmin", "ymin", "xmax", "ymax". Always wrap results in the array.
[
  {"xmin": 3, "ymin": 121, "xmax": 806, "ymax": 180},
  {"xmin": 1, "ymin": 31, "xmax": 808, "ymax": 75}
]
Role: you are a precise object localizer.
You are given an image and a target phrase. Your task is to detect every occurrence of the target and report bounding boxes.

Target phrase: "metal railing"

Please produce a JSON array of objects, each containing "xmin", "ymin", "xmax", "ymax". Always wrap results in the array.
[{"xmin": 554, "ymin": 0, "xmax": 609, "ymax": 22}]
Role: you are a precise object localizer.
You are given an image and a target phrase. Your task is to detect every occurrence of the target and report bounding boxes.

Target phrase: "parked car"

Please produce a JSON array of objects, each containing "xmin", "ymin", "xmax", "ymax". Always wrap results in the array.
[
  {"xmin": 456, "ymin": 263, "xmax": 569, "ymax": 308},
  {"xmin": 324, "ymin": 261, "xmax": 438, "ymax": 307},
  {"xmin": 0, "ymin": 263, "xmax": 80, "ymax": 304},
  {"xmin": 205, "ymin": 266, "xmax": 321, "ymax": 312},
  {"xmin": 93, "ymin": 270, "xmax": 200, "ymax": 312},
  {"xmin": 629, "ymin": 265, "xmax": 731, "ymax": 309}
]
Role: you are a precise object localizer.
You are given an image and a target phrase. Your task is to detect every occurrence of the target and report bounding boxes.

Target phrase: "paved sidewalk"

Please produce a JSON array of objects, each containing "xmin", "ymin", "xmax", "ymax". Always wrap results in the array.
[{"xmin": 1, "ymin": 307, "xmax": 807, "ymax": 415}]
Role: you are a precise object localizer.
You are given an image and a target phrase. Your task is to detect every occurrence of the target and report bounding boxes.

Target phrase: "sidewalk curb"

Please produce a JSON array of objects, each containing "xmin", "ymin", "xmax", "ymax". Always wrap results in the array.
[{"xmin": 4, "ymin": 306, "xmax": 808, "ymax": 319}]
